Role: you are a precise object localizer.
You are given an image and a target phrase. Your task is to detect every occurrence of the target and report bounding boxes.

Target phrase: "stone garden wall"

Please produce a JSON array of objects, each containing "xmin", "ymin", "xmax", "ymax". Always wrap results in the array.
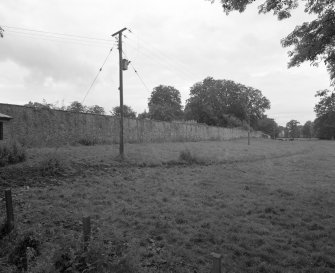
[{"xmin": 0, "ymin": 103, "xmax": 264, "ymax": 147}]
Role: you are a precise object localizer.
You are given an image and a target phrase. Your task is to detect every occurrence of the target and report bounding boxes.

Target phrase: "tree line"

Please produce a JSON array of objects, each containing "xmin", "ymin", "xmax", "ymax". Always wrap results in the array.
[
  {"xmin": 206, "ymin": 0, "xmax": 335, "ymax": 140},
  {"xmin": 25, "ymin": 77, "xmax": 335, "ymax": 140},
  {"xmin": 25, "ymin": 76, "xmax": 273, "ymax": 132},
  {"xmin": 284, "ymin": 90, "xmax": 335, "ymax": 140}
]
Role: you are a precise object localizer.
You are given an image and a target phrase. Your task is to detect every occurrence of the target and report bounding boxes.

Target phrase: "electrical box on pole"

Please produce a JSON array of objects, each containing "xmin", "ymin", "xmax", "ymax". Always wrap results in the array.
[{"xmin": 122, "ymin": 59, "xmax": 131, "ymax": 70}]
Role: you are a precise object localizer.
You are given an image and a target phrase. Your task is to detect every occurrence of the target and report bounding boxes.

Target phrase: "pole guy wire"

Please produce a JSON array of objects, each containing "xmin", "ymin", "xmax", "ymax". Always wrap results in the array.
[
  {"xmin": 82, "ymin": 46, "xmax": 115, "ymax": 104},
  {"xmin": 122, "ymin": 49, "xmax": 151, "ymax": 93}
]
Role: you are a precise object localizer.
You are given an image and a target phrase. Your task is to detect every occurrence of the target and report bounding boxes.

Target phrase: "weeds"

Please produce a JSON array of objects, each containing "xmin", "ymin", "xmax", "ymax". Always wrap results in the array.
[
  {"xmin": 77, "ymin": 136, "xmax": 111, "ymax": 146},
  {"xmin": 0, "ymin": 227, "xmax": 137, "ymax": 273},
  {"xmin": 77, "ymin": 136, "xmax": 99, "ymax": 146},
  {"xmin": 8, "ymin": 233, "xmax": 41, "ymax": 271},
  {"xmin": 0, "ymin": 141, "xmax": 26, "ymax": 167},
  {"xmin": 38, "ymin": 151, "xmax": 68, "ymax": 176},
  {"xmin": 179, "ymin": 149, "xmax": 205, "ymax": 164}
]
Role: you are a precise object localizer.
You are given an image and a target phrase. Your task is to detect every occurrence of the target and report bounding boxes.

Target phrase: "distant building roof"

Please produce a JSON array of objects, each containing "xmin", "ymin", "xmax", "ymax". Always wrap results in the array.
[{"xmin": 0, "ymin": 113, "xmax": 13, "ymax": 121}]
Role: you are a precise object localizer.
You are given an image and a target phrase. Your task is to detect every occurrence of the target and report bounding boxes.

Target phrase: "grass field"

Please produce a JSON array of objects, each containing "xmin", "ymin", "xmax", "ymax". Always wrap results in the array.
[{"xmin": 1, "ymin": 139, "xmax": 335, "ymax": 272}]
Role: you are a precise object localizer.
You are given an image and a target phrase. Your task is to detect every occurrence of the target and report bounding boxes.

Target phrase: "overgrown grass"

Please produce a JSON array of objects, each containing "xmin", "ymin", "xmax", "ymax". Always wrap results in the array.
[
  {"xmin": 179, "ymin": 149, "xmax": 205, "ymax": 164},
  {"xmin": 77, "ymin": 135, "xmax": 111, "ymax": 146},
  {"xmin": 77, "ymin": 136, "xmax": 99, "ymax": 146},
  {"xmin": 0, "ymin": 141, "xmax": 26, "ymax": 167},
  {"xmin": 1, "ymin": 140, "xmax": 334, "ymax": 272},
  {"xmin": 38, "ymin": 151, "xmax": 68, "ymax": 176},
  {"xmin": 0, "ymin": 227, "xmax": 137, "ymax": 273}
]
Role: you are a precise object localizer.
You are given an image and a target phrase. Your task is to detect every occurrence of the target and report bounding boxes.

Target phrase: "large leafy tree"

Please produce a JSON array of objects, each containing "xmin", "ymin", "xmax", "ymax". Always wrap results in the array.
[
  {"xmin": 111, "ymin": 105, "xmax": 136, "ymax": 118},
  {"xmin": 209, "ymin": 0, "xmax": 335, "ymax": 85},
  {"xmin": 286, "ymin": 119, "xmax": 300, "ymax": 138},
  {"xmin": 25, "ymin": 100, "xmax": 54, "ymax": 110},
  {"xmin": 86, "ymin": 105, "xmax": 105, "ymax": 115},
  {"xmin": 137, "ymin": 110, "xmax": 150, "ymax": 119},
  {"xmin": 148, "ymin": 85, "xmax": 183, "ymax": 121},
  {"xmin": 67, "ymin": 101, "xmax": 86, "ymax": 113},
  {"xmin": 256, "ymin": 116, "xmax": 279, "ymax": 138},
  {"xmin": 302, "ymin": 120, "xmax": 314, "ymax": 138},
  {"xmin": 314, "ymin": 89, "xmax": 335, "ymax": 139},
  {"xmin": 184, "ymin": 77, "xmax": 270, "ymax": 127}
]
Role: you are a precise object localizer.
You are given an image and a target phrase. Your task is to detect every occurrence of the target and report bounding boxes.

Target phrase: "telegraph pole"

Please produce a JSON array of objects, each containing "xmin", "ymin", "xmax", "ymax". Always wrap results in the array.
[
  {"xmin": 112, "ymin": 27, "xmax": 127, "ymax": 158},
  {"xmin": 248, "ymin": 114, "xmax": 250, "ymax": 145},
  {"xmin": 245, "ymin": 95, "xmax": 250, "ymax": 146}
]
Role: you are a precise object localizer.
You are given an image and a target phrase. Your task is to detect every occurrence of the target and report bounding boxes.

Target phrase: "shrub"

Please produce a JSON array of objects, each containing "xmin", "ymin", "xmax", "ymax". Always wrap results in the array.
[
  {"xmin": 8, "ymin": 233, "xmax": 41, "ymax": 271},
  {"xmin": 38, "ymin": 152, "xmax": 67, "ymax": 176},
  {"xmin": 77, "ymin": 135, "xmax": 111, "ymax": 146},
  {"xmin": 49, "ymin": 235, "xmax": 136, "ymax": 273},
  {"xmin": 179, "ymin": 149, "xmax": 203, "ymax": 164},
  {"xmin": 78, "ymin": 136, "xmax": 99, "ymax": 146},
  {"xmin": 0, "ymin": 141, "xmax": 26, "ymax": 167}
]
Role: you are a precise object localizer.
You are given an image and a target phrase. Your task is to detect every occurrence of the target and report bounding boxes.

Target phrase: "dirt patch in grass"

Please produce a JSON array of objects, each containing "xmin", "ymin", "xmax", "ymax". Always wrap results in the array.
[{"xmin": 1, "ymin": 139, "xmax": 335, "ymax": 272}]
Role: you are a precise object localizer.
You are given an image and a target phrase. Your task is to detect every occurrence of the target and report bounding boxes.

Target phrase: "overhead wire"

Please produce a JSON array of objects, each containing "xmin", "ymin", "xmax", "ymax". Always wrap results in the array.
[
  {"xmin": 3, "ymin": 25, "xmax": 114, "ymax": 42},
  {"xmin": 125, "ymin": 30, "xmax": 199, "ymax": 80},
  {"xmin": 124, "ymin": 38, "xmax": 197, "ymax": 84},
  {"xmin": 82, "ymin": 46, "xmax": 115, "ymax": 104},
  {"xmin": 4, "ymin": 31, "xmax": 111, "ymax": 48},
  {"xmin": 2, "ymin": 25, "xmax": 114, "ymax": 47}
]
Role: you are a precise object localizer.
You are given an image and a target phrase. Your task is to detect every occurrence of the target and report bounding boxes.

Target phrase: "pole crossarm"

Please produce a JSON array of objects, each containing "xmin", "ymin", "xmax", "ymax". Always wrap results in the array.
[{"xmin": 111, "ymin": 27, "xmax": 127, "ymax": 37}]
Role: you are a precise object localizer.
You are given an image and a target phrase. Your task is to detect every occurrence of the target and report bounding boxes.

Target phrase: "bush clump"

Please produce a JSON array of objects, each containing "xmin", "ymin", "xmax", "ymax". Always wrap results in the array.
[
  {"xmin": 38, "ymin": 152, "xmax": 67, "ymax": 176},
  {"xmin": 77, "ymin": 135, "xmax": 111, "ymax": 146},
  {"xmin": 0, "ymin": 141, "xmax": 26, "ymax": 167},
  {"xmin": 77, "ymin": 136, "xmax": 99, "ymax": 146},
  {"xmin": 49, "ymin": 235, "xmax": 136, "ymax": 273},
  {"xmin": 179, "ymin": 149, "xmax": 204, "ymax": 164},
  {"xmin": 8, "ymin": 233, "xmax": 41, "ymax": 271}
]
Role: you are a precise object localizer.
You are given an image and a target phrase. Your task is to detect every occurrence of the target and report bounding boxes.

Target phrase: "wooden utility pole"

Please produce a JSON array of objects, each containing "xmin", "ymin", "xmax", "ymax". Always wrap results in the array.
[
  {"xmin": 248, "ymin": 114, "xmax": 250, "ymax": 145},
  {"xmin": 112, "ymin": 27, "xmax": 127, "ymax": 158},
  {"xmin": 245, "ymin": 95, "xmax": 250, "ymax": 146},
  {"xmin": 5, "ymin": 189, "xmax": 14, "ymax": 231}
]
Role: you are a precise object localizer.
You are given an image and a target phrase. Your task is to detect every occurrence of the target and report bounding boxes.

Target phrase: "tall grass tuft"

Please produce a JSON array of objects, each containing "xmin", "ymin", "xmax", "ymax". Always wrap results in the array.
[
  {"xmin": 77, "ymin": 135, "xmax": 111, "ymax": 146},
  {"xmin": 179, "ymin": 149, "xmax": 204, "ymax": 164},
  {"xmin": 38, "ymin": 151, "xmax": 67, "ymax": 176},
  {"xmin": 0, "ymin": 141, "xmax": 26, "ymax": 167}
]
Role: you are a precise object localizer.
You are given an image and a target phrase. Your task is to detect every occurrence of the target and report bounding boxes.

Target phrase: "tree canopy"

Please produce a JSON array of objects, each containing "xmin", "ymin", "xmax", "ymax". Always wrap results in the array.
[
  {"xmin": 111, "ymin": 105, "xmax": 136, "ymax": 119},
  {"xmin": 256, "ymin": 116, "xmax": 279, "ymax": 138},
  {"xmin": 137, "ymin": 110, "xmax": 150, "ymax": 119},
  {"xmin": 24, "ymin": 100, "xmax": 54, "ymax": 110},
  {"xmin": 210, "ymin": 0, "xmax": 335, "ymax": 85},
  {"xmin": 24, "ymin": 100, "xmax": 106, "ymax": 115},
  {"xmin": 184, "ymin": 77, "xmax": 270, "ymax": 127},
  {"xmin": 286, "ymin": 119, "xmax": 300, "ymax": 138},
  {"xmin": 66, "ymin": 101, "xmax": 86, "ymax": 113},
  {"xmin": 86, "ymin": 105, "xmax": 105, "ymax": 115},
  {"xmin": 314, "ymin": 89, "xmax": 335, "ymax": 139},
  {"xmin": 302, "ymin": 120, "xmax": 314, "ymax": 138},
  {"xmin": 148, "ymin": 85, "xmax": 183, "ymax": 121}
]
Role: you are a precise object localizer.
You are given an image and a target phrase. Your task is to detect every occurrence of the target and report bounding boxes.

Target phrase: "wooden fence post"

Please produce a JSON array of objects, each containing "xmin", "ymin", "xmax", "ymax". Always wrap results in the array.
[
  {"xmin": 23, "ymin": 248, "xmax": 28, "ymax": 272},
  {"xmin": 82, "ymin": 216, "xmax": 91, "ymax": 251},
  {"xmin": 210, "ymin": 252, "xmax": 222, "ymax": 273},
  {"xmin": 5, "ymin": 189, "xmax": 14, "ymax": 231}
]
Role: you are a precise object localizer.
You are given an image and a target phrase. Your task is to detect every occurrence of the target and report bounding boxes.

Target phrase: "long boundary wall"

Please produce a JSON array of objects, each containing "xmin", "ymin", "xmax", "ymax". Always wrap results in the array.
[{"xmin": 0, "ymin": 103, "xmax": 265, "ymax": 147}]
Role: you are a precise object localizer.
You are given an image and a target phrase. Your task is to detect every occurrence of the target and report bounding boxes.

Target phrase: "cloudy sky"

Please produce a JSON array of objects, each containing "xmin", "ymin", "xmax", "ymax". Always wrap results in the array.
[{"xmin": 0, "ymin": 0, "xmax": 331, "ymax": 126}]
